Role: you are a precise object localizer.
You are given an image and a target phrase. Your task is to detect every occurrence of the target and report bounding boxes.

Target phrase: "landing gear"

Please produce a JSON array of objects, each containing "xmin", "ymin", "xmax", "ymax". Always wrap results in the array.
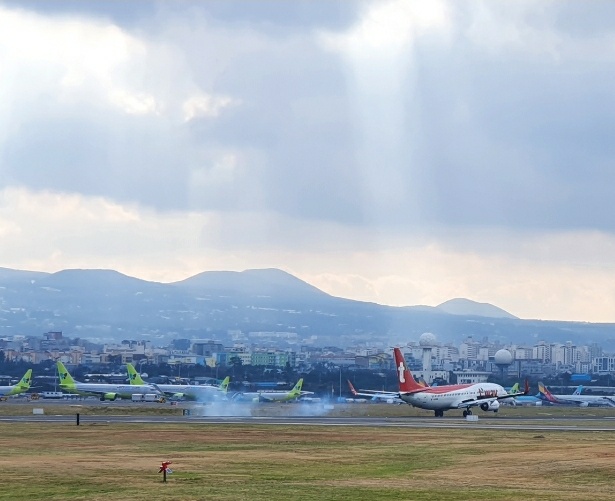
[
  {"xmin": 434, "ymin": 410, "xmax": 444, "ymax": 418},
  {"xmin": 462, "ymin": 409, "xmax": 473, "ymax": 418}
]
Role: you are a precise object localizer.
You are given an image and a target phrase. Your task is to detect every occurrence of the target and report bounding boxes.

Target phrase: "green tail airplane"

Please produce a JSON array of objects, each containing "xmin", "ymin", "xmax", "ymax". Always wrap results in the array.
[
  {"xmin": 126, "ymin": 363, "xmax": 230, "ymax": 401},
  {"xmin": 235, "ymin": 378, "xmax": 312, "ymax": 402},
  {"xmin": 0, "ymin": 369, "xmax": 32, "ymax": 399},
  {"xmin": 56, "ymin": 361, "xmax": 163, "ymax": 401}
]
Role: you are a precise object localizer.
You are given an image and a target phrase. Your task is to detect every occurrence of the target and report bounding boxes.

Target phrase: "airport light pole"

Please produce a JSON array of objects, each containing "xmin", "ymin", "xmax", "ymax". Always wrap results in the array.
[{"xmin": 137, "ymin": 359, "xmax": 146, "ymax": 378}]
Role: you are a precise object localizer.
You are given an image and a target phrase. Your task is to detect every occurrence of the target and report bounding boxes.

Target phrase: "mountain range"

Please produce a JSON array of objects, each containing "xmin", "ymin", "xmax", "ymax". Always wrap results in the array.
[{"xmin": 1, "ymin": 267, "xmax": 614, "ymax": 349}]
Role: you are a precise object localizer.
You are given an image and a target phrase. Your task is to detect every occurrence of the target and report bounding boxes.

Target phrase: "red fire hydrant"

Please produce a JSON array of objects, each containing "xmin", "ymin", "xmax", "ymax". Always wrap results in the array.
[{"xmin": 158, "ymin": 461, "xmax": 173, "ymax": 483}]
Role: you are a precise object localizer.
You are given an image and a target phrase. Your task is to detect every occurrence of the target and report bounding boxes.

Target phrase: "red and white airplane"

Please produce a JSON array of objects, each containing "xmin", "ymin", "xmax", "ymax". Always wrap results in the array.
[{"xmin": 393, "ymin": 347, "xmax": 529, "ymax": 417}]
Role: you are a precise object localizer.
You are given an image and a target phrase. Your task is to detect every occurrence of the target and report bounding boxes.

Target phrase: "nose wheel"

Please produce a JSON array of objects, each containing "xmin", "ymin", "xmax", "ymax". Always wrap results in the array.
[{"xmin": 462, "ymin": 409, "xmax": 473, "ymax": 417}]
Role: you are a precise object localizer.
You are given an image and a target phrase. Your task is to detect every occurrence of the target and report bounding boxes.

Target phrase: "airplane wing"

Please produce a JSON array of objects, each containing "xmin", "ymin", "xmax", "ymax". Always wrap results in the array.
[
  {"xmin": 347, "ymin": 380, "xmax": 398, "ymax": 399},
  {"xmin": 357, "ymin": 389, "xmax": 398, "ymax": 395},
  {"xmin": 454, "ymin": 380, "xmax": 531, "ymax": 409},
  {"xmin": 347, "ymin": 381, "xmax": 404, "ymax": 403}
]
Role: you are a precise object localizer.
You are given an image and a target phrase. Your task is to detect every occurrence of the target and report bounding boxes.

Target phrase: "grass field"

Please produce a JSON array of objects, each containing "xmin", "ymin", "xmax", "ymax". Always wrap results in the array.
[{"xmin": 1, "ymin": 419, "xmax": 614, "ymax": 501}]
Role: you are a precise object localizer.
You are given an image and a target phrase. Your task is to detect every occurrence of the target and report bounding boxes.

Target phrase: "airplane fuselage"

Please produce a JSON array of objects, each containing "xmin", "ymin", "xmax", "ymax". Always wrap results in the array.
[
  {"xmin": 0, "ymin": 385, "xmax": 23, "ymax": 397},
  {"xmin": 400, "ymin": 383, "xmax": 508, "ymax": 411},
  {"xmin": 63, "ymin": 383, "xmax": 161, "ymax": 399},
  {"xmin": 156, "ymin": 384, "xmax": 223, "ymax": 401},
  {"xmin": 547, "ymin": 394, "xmax": 615, "ymax": 407}
]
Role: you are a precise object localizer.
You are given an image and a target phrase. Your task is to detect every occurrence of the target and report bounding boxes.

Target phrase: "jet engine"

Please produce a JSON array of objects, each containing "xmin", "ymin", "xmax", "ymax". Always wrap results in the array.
[
  {"xmin": 480, "ymin": 400, "xmax": 500, "ymax": 412},
  {"xmin": 579, "ymin": 401, "xmax": 589, "ymax": 408},
  {"xmin": 100, "ymin": 393, "xmax": 118, "ymax": 401}
]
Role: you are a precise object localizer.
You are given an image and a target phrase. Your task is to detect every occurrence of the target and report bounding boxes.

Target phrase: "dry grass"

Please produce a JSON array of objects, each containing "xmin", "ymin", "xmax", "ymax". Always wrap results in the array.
[{"xmin": 0, "ymin": 423, "xmax": 614, "ymax": 500}]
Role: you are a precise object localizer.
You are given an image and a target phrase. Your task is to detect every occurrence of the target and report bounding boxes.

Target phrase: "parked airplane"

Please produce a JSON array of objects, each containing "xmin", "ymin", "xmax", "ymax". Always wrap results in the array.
[
  {"xmin": 502, "ymin": 382, "xmax": 544, "ymax": 406},
  {"xmin": 126, "ymin": 363, "xmax": 229, "ymax": 401},
  {"xmin": 393, "ymin": 347, "xmax": 528, "ymax": 417},
  {"xmin": 347, "ymin": 380, "xmax": 404, "ymax": 404},
  {"xmin": 235, "ymin": 379, "xmax": 312, "ymax": 402},
  {"xmin": 57, "ymin": 361, "xmax": 163, "ymax": 401},
  {"xmin": 0, "ymin": 369, "xmax": 33, "ymax": 400},
  {"xmin": 507, "ymin": 383, "xmax": 520, "ymax": 394},
  {"xmin": 538, "ymin": 382, "xmax": 615, "ymax": 407}
]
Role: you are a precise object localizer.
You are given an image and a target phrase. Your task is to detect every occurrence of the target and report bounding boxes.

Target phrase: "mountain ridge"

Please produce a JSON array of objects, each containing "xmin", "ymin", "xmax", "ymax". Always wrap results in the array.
[{"xmin": 0, "ymin": 267, "xmax": 612, "ymax": 349}]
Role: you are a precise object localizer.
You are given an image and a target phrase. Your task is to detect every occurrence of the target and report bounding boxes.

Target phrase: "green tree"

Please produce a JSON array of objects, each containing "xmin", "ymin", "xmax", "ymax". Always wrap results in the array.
[{"xmin": 229, "ymin": 356, "xmax": 243, "ymax": 379}]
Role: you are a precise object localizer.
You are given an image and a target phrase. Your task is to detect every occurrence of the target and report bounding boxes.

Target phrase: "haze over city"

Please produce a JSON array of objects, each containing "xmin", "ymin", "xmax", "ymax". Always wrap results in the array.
[{"xmin": 1, "ymin": 1, "xmax": 614, "ymax": 323}]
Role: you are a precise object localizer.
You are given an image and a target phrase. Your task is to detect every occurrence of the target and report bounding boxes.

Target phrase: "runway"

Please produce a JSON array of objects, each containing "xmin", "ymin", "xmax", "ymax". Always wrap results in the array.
[{"xmin": 2, "ymin": 413, "xmax": 615, "ymax": 432}]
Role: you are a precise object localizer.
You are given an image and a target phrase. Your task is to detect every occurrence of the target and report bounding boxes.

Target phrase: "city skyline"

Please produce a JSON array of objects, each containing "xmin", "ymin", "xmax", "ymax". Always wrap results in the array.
[{"xmin": 2, "ymin": 2, "xmax": 615, "ymax": 323}]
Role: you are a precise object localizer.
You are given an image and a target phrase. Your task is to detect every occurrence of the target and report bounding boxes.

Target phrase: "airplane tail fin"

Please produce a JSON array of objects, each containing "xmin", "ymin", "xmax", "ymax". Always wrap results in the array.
[
  {"xmin": 347, "ymin": 380, "xmax": 359, "ymax": 396},
  {"xmin": 538, "ymin": 382, "xmax": 557, "ymax": 403},
  {"xmin": 286, "ymin": 378, "xmax": 303, "ymax": 399},
  {"xmin": 17, "ymin": 369, "xmax": 33, "ymax": 390},
  {"xmin": 56, "ymin": 361, "xmax": 76, "ymax": 388},
  {"xmin": 393, "ymin": 348, "xmax": 425, "ymax": 393},
  {"xmin": 509, "ymin": 382, "xmax": 520, "ymax": 394},
  {"xmin": 572, "ymin": 385, "xmax": 583, "ymax": 396},
  {"xmin": 219, "ymin": 376, "xmax": 230, "ymax": 393},
  {"xmin": 126, "ymin": 363, "xmax": 146, "ymax": 385},
  {"xmin": 289, "ymin": 378, "xmax": 303, "ymax": 396}
]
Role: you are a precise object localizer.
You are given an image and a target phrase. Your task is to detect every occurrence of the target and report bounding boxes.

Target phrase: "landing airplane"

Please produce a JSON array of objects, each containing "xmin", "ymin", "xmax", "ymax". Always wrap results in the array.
[
  {"xmin": 126, "ymin": 363, "xmax": 229, "ymax": 402},
  {"xmin": 347, "ymin": 380, "xmax": 404, "ymax": 404},
  {"xmin": 0, "ymin": 369, "xmax": 33, "ymax": 400},
  {"xmin": 538, "ymin": 382, "xmax": 615, "ymax": 407},
  {"xmin": 57, "ymin": 361, "xmax": 163, "ymax": 401},
  {"xmin": 236, "ymin": 379, "xmax": 312, "ymax": 402},
  {"xmin": 393, "ymin": 347, "xmax": 528, "ymax": 417}
]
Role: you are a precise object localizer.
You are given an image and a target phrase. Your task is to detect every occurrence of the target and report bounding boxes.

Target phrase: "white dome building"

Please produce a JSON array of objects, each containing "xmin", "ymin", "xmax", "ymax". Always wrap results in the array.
[
  {"xmin": 419, "ymin": 332, "xmax": 437, "ymax": 347},
  {"xmin": 419, "ymin": 332, "xmax": 436, "ymax": 374},
  {"xmin": 494, "ymin": 349, "xmax": 514, "ymax": 380}
]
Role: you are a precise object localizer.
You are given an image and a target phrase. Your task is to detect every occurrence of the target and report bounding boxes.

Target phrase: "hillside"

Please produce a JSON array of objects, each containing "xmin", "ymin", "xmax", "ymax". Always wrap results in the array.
[{"xmin": 0, "ymin": 267, "xmax": 613, "ymax": 349}]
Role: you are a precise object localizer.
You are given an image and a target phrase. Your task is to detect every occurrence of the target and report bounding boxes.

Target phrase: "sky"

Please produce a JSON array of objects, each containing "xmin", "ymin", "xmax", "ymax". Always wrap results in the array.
[{"xmin": 1, "ymin": 0, "xmax": 614, "ymax": 323}]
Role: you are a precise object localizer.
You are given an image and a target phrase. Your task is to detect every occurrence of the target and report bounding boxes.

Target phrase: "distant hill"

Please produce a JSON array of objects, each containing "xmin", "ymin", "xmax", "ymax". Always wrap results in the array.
[
  {"xmin": 172, "ymin": 268, "xmax": 328, "ymax": 300},
  {"xmin": 436, "ymin": 298, "xmax": 518, "ymax": 319},
  {"xmin": 0, "ymin": 267, "xmax": 614, "ymax": 349}
]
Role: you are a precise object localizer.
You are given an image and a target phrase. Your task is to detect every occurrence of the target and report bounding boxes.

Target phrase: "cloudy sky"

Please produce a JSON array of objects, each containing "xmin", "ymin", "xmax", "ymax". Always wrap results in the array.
[{"xmin": 1, "ymin": 0, "xmax": 614, "ymax": 323}]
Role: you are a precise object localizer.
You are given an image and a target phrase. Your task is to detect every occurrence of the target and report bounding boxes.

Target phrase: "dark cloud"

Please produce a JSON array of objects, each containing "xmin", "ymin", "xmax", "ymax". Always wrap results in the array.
[
  {"xmin": 406, "ymin": 21, "xmax": 615, "ymax": 232},
  {"xmin": 4, "ymin": 0, "xmax": 158, "ymax": 27},
  {"xmin": 7, "ymin": 0, "xmax": 361, "ymax": 32},
  {"xmin": 3, "ymin": 1, "xmax": 615, "ymax": 235},
  {"xmin": 192, "ymin": 0, "xmax": 361, "ymax": 32}
]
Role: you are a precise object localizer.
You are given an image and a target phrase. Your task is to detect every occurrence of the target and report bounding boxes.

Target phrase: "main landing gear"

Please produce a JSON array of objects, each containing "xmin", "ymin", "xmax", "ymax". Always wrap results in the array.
[
  {"xmin": 434, "ymin": 410, "xmax": 444, "ymax": 418},
  {"xmin": 462, "ymin": 409, "xmax": 473, "ymax": 418}
]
